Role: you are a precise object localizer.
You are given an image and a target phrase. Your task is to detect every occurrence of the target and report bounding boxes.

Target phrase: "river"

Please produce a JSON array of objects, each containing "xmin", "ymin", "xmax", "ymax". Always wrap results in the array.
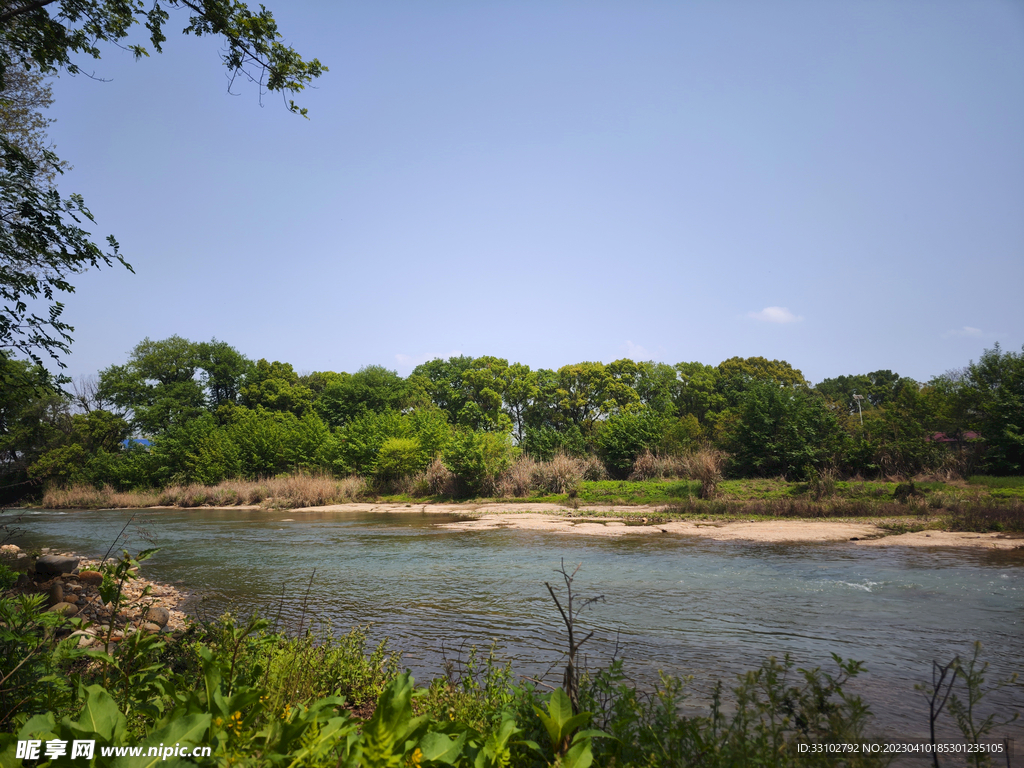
[{"xmin": 9, "ymin": 507, "xmax": 1023, "ymax": 743}]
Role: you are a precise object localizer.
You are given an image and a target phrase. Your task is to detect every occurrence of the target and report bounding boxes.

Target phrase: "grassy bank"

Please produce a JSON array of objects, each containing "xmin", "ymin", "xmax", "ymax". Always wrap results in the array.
[{"xmin": 35, "ymin": 474, "xmax": 1024, "ymax": 533}]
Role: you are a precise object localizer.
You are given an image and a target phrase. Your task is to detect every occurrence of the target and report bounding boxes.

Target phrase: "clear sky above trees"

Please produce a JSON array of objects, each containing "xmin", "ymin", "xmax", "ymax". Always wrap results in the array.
[{"xmin": 31, "ymin": 1, "xmax": 1024, "ymax": 384}]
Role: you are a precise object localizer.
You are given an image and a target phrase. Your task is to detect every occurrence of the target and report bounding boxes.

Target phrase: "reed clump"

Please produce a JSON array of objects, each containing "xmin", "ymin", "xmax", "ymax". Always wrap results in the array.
[
  {"xmin": 628, "ymin": 451, "xmax": 687, "ymax": 481},
  {"xmin": 495, "ymin": 455, "xmax": 538, "ymax": 498},
  {"xmin": 41, "ymin": 484, "xmax": 162, "ymax": 509},
  {"xmin": 41, "ymin": 474, "xmax": 370, "ymax": 510},
  {"xmin": 684, "ymin": 447, "xmax": 727, "ymax": 499},
  {"xmin": 532, "ymin": 452, "xmax": 587, "ymax": 495},
  {"xmin": 423, "ymin": 457, "xmax": 458, "ymax": 497}
]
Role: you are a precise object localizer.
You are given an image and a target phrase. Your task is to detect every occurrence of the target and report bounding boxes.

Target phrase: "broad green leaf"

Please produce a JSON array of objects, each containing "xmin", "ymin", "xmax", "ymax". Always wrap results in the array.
[
  {"xmin": 16, "ymin": 713, "xmax": 57, "ymax": 741},
  {"xmin": 561, "ymin": 738, "xmax": 595, "ymax": 768},
  {"xmin": 70, "ymin": 685, "xmax": 125, "ymax": 742},
  {"xmin": 111, "ymin": 714, "xmax": 210, "ymax": 768},
  {"xmin": 419, "ymin": 731, "xmax": 467, "ymax": 765}
]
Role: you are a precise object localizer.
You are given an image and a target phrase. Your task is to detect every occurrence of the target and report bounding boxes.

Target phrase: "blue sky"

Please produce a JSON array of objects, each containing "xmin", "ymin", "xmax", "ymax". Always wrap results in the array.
[{"xmin": 44, "ymin": 0, "xmax": 1023, "ymax": 385}]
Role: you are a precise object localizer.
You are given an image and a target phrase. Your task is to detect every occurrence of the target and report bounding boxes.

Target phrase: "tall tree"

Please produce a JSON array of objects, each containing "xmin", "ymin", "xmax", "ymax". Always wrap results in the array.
[
  {"xmin": 239, "ymin": 359, "xmax": 313, "ymax": 416},
  {"xmin": 316, "ymin": 365, "xmax": 409, "ymax": 427},
  {"xmin": 0, "ymin": 139, "xmax": 129, "ymax": 367},
  {"xmin": 0, "ymin": 58, "xmax": 66, "ymax": 181},
  {"xmin": 0, "ymin": 1, "xmax": 323, "ymax": 367},
  {"xmin": 815, "ymin": 370, "xmax": 905, "ymax": 412},
  {"xmin": 966, "ymin": 344, "xmax": 1024, "ymax": 475},
  {"xmin": 195, "ymin": 338, "xmax": 251, "ymax": 408},
  {"xmin": 97, "ymin": 335, "xmax": 206, "ymax": 434},
  {"xmin": 727, "ymin": 379, "xmax": 848, "ymax": 479},
  {"xmin": 0, "ymin": 1, "xmax": 325, "ymax": 112}
]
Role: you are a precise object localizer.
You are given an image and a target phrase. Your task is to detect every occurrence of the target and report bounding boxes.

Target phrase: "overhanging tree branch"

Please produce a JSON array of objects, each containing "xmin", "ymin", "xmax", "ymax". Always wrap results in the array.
[{"xmin": 0, "ymin": 0, "xmax": 61, "ymax": 27}]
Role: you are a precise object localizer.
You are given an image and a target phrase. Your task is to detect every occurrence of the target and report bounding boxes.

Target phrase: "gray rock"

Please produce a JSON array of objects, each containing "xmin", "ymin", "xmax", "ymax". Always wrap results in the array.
[
  {"xmin": 47, "ymin": 582, "xmax": 64, "ymax": 607},
  {"xmin": 145, "ymin": 606, "xmax": 170, "ymax": 627},
  {"xmin": 35, "ymin": 555, "xmax": 79, "ymax": 576}
]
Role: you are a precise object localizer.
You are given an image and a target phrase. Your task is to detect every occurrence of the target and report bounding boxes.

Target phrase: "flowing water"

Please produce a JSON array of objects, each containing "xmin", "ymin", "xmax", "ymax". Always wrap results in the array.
[{"xmin": 10, "ymin": 508, "xmax": 1024, "ymax": 741}]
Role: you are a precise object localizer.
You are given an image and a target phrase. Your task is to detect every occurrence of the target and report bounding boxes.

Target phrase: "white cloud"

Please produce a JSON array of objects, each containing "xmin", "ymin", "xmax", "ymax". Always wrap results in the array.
[
  {"xmin": 624, "ymin": 340, "xmax": 653, "ymax": 360},
  {"xmin": 747, "ymin": 306, "xmax": 803, "ymax": 324},
  {"xmin": 944, "ymin": 326, "xmax": 983, "ymax": 339}
]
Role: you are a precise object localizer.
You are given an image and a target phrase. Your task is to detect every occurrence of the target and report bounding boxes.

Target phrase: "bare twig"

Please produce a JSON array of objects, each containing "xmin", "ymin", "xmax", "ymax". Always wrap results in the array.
[{"xmin": 545, "ymin": 559, "xmax": 604, "ymax": 712}]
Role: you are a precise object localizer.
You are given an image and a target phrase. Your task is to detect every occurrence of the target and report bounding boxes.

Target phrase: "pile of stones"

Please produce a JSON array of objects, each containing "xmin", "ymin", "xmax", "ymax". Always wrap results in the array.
[{"xmin": 4, "ymin": 546, "xmax": 189, "ymax": 647}]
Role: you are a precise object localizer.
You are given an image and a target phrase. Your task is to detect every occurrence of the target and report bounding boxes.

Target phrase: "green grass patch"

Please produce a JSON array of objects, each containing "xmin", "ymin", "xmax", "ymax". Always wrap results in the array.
[
  {"xmin": 968, "ymin": 475, "xmax": 1024, "ymax": 488},
  {"xmin": 574, "ymin": 479, "xmax": 699, "ymax": 505}
]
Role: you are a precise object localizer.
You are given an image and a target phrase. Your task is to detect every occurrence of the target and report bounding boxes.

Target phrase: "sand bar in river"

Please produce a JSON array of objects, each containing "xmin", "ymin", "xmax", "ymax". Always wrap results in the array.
[{"xmin": 292, "ymin": 503, "xmax": 1023, "ymax": 549}]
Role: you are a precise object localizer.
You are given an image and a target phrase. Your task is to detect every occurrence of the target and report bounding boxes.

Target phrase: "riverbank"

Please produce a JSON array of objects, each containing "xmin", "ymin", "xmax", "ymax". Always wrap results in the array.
[
  {"xmin": 286, "ymin": 503, "xmax": 1024, "ymax": 549},
  {"xmin": 0, "ymin": 543, "xmax": 192, "ymax": 637},
  {"xmin": 29, "ymin": 475, "xmax": 1024, "ymax": 539},
  {"xmin": 11, "ymin": 499, "xmax": 1024, "ymax": 549}
]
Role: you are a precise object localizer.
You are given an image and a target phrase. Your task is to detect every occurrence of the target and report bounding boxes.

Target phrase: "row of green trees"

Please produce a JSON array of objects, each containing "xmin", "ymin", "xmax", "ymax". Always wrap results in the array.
[{"xmin": 2, "ymin": 338, "xmax": 1022, "ymax": 498}]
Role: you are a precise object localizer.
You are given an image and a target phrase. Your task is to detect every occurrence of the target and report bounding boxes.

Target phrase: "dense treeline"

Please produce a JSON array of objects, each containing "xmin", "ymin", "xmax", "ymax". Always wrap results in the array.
[{"xmin": 1, "ymin": 338, "xmax": 1022, "ymax": 500}]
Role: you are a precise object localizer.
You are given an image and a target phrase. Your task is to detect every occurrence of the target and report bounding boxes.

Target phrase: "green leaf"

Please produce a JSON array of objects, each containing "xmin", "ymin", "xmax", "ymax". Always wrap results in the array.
[
  {"xmin": 16, "ymin": 712, "xmax": 57, "ymax": 741},
  {"xmin": 419, "ymin": 731, "xmax": 467, "ymax": 765},
  {"xmin": 533, "ymin": 688, "xmax": 590, "ymax": 751},
  {"xmin": 561, "ymin": 738, "xmax": 595, "ymax": 768},
  {"xmin": 70, "ymin": 685, "xmax": 126, "ymax": 742},
  {"xmin": 111, "ymin": 714, "xmax": 211, "ymax": 768}
]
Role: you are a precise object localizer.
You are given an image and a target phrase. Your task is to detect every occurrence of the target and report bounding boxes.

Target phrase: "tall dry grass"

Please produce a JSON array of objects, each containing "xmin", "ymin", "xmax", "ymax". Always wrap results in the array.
[
  {"xmin": 491, "ymin": 452, "xmax": 607, "ymax": 498},
  {"xmin": 663, "ymin": 497, "xmax": 920, "ymax": 519},
  {"xmin": 531, "ymin": 453, "xmax": 581, "ymax": 494},
  {"xmin": 683, "ymin": 447, "xmax": 727, "ymax": 499},
  {"xmin": 628, "ymin": 451, "xmax": 687, "ymax": 481},
  {"xmin": 495, "ymin": 455, "xmax": 537, "ymax": 498},
  {"xmin": 423, "ymin": 457, "xmax": 458, "ymax": 498},
  {"xmin": 41, "ymin": 474, "xmax": 369, "ymax": 510},
  {"xmin": 42, "ymin": 485, "xmax": 163, "ymax": 509}
]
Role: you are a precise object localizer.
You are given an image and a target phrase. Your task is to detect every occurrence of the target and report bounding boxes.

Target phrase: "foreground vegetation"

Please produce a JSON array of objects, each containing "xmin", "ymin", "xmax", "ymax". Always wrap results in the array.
[{"xmin": 0, "ymin": 555, "xmax": 1018, "ymax": 767}]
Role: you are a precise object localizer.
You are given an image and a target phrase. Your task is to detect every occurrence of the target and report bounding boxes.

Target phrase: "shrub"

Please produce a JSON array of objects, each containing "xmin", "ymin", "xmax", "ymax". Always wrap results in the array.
[
  {"xmin": 597, "ymin": 409, "xmax": 667, "ymax": 479},
  {"xmin": 495, "ymin": 455, "xmax": 537, "ymax": 498},
  {"xmin": 684, "ymin": 447, "xmax": 726, "ymax": 499},
  {"xmin": 532, "ymin": 453, "xmax": 585, "ymax": 495},
  {"xmin": 442, "ymin": 430, "xmax": 516, "ymax": 496},
  {"xmin": 628, "ymin": 451, "xmax": 686, "ymax": 481},
  {"xmin": 425, "ymin": 457, "xmax": 457, "ymax": 497},
  {"xmin": 375, "ymin": 437, "xmax": 424, "ymax": 482}
]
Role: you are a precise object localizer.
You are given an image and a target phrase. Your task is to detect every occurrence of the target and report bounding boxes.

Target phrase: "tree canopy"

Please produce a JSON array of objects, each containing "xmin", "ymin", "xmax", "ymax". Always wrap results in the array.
[
  {"xmin": 0, "ymin": 0, "xmax": 325, "ymax": 114},
  {"xmin": 0, "ymin": 0, "xmax": 324, "ymax": 368}
]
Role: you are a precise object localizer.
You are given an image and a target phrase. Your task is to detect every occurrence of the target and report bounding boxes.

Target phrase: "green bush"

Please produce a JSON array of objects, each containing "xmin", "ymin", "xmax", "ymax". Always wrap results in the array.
[
  {"xmin": 597, "ymin": 408, "xmax": 668, "ymax": 479},
  {"xmin": 375, "ymin": 436, "xmax": 424, "ymax": 481},
  {"xmin": 443, "ymin": 429, "xmax": 517, "ymax": 495}
]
